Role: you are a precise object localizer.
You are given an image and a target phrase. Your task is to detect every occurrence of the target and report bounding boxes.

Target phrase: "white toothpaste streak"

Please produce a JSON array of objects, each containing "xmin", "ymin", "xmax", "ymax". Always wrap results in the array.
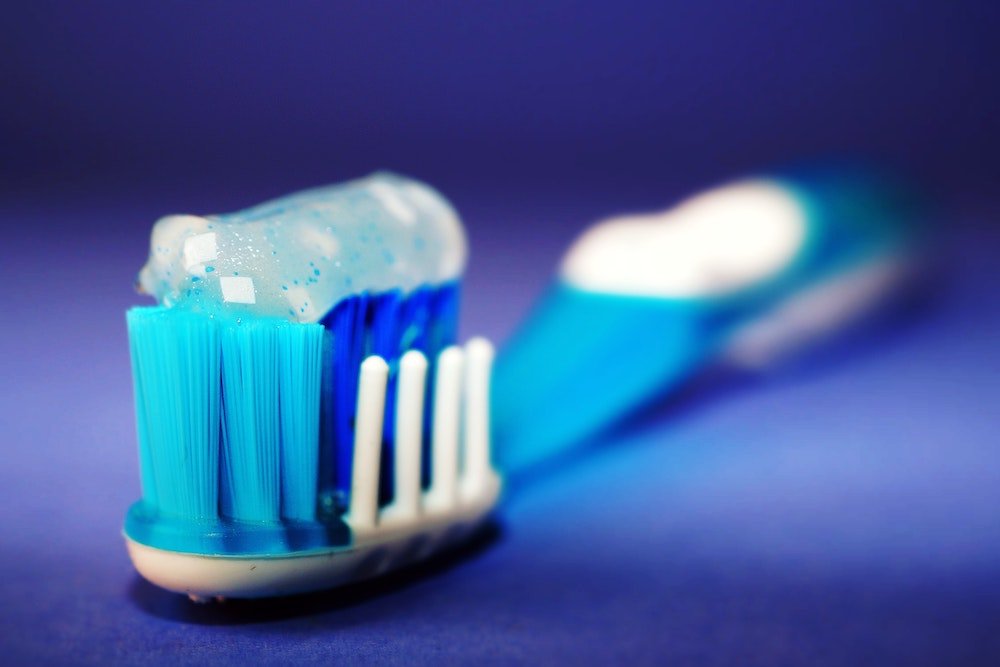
[{"xmin": 561, "ymin": 180, "xmax": 808, "ymax": 298}]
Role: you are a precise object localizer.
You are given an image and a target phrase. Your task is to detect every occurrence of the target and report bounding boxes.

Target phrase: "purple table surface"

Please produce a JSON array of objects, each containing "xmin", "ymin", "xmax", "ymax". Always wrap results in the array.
[{"xmin": 1, "ymin": 186, "xmax": 998, "ymax": 665}]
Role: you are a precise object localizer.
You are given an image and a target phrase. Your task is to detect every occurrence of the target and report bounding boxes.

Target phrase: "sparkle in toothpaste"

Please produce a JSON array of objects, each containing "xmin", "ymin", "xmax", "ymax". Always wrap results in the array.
[
  {"xmin": 137, "ymin": 172, "xmax": 466, "ymax": 322},
  {"xmin": 219, "ymin": 276, "xmax": 257, "ymax": 304},
  {"xmin": 182, "ymin": 231, "xmax": 218, "ymax": 270}
]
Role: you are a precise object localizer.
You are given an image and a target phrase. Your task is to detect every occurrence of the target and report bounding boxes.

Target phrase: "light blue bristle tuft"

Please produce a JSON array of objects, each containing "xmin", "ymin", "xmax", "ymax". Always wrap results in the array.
[
  {"xmin": 278, "ymin": 324, "xmax": 324, "ymax": 521},
  {"xmin": 127, "ymin": 307, "xmax": 326, "ymax": 528},
  {"xmin": 220, "ymin": 321, "xmax": 282, "ymax": 522},
  {"xmin": 127, "ymin": 308, "xmax": 221, "ymax": 520}
]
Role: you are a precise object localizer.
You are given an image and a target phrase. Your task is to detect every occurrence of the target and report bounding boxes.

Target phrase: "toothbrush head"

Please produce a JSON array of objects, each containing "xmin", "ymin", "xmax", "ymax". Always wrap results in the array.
[
  {"xmin": 125, "ymin": 320, "xmax": 499, "ymax": 600},
  {"xmin": 123, "ymin": 175, "xmax": 497, "ymax": 600}
]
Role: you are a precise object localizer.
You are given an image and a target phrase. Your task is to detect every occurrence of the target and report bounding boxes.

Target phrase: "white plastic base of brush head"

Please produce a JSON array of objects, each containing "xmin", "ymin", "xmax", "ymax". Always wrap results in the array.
[{"xmin": 126, "ymin": 472, "xmax": 500, "ymax": 601}]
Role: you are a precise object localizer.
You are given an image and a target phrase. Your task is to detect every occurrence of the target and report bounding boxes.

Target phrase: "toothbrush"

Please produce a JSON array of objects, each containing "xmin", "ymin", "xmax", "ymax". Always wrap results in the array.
[
  {"xmin": 492, "ymin": 166, "xmax": 923, "ymax": 473},
  {"xmin": 124, "ymin": 174, "xmax": 500, "ymax": 600},
  {"xmin": 124, "ymin": 168, "xmax": 919, "ymax": 600}
]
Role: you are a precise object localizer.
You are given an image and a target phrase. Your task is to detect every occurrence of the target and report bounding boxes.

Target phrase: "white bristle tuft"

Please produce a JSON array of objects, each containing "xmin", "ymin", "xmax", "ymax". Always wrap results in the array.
[
  {"xmin": 462, "ymin": 338, "xmax": 494, "ymax": 495},
  {"xmin": 348, "ymin": 356, "xmax": 389, "ymax": 530},
  {"xmin": 430, "ymin": 346, "xmax": 464, "ymax": 509},
  {"xmin": 392, "ymin": 350, "xmax": 428, "ymax": 519}
]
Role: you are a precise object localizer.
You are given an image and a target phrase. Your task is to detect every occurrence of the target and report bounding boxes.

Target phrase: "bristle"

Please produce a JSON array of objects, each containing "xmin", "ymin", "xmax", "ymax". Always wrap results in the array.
[
  {"xmin": 462, "ymin": 338, "xmax": 495, "ymax": 493},
  {"xmin": 320, "ymin": 294, "xmax": 365, "ymax": 502},
  {"xmin": 320, "ymin": 284, "xmax": 460, "ymax": 505},
  {"xmin": 429, "ymin": 346, "xmax": 463, "ymax": 507},
  {"xmin": 279, "ymin": 323, "xmax": 324, "ymax": 521},
  {"xmin": 393, "ymin": 350, "xmax": 428, "ymax": 518},
  {"xmin": 127, "ymin": 308, "xmax": 325, "ymax": 526},
  {"xmin": 348, "ymin": 356, "xmax": 389, "ymax": 529},
  {"xmin": 125, "ymin": 282, "xmax": 460, "ymax": 553},
  {"xmin": 220, "ymin": 321, "xmax": 281, "ymax": 522},
  {"xmin": 127, "ymin": 308, "xmax": 221, "ymax": 520}
]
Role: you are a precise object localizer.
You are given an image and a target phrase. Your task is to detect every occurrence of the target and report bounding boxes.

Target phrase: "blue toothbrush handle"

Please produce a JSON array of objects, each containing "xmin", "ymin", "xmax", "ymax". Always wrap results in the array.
[{"xmin": 492, "ymin": 167, "xmax": 923, "ymax": 474}]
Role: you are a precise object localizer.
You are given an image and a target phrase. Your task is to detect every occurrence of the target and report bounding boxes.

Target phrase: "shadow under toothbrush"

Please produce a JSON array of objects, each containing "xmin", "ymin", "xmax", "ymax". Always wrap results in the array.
[
  {"xmin": 127, "ymin": 519, "xmax": 504, "ymax": 625},
  {"xmin": 505, "ymin": 265, "xmax": 942, "ymax": 495}
]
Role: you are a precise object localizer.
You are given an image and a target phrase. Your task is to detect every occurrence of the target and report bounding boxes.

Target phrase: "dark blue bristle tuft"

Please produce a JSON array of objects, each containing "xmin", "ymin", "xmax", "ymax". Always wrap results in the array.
[{"xmin": 319, "ymin": 283, "xmax": 459, "ymax": 507}]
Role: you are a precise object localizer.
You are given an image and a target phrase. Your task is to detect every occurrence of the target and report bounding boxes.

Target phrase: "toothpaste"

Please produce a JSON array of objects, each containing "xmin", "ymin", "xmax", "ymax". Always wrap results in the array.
[{"xmin": 138, "ymin": 172, "xmax": 467, "ymax": 322}]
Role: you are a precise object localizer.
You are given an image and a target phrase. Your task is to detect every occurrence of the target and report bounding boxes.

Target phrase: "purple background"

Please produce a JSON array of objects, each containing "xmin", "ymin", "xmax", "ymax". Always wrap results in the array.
[{"xmin": 2, "ymin": 2, "xmax": 1000, "ymax": 664}]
